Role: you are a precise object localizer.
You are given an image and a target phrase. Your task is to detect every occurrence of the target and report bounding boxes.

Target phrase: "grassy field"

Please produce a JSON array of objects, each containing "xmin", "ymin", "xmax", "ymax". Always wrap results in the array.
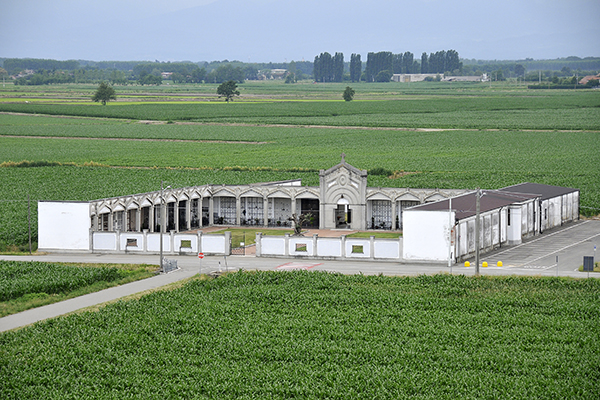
[
  {"xmin": 0, "ymin": 261, "xmax": 158, "ymax": 317},
  {"xmin": 0, "ymin": 81, "xmax": 599, "ymax": 250},
  {"xmin": 1, "ymin": 271, "xmax": 598, "ymax": 399}
]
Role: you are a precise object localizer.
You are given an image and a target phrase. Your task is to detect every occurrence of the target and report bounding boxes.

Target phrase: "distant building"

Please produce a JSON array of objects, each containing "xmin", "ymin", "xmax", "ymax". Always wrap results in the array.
[
  {"xmin": 579, "ymin": 74, "xmax": 600, "ymax": 85},
  {"xmin": 392, "ymin": 74, "xmax": 487, "ymax": 83},
  {"xmin": 392, "ymin": 74, "xmax": 439, "ymax": 82}
]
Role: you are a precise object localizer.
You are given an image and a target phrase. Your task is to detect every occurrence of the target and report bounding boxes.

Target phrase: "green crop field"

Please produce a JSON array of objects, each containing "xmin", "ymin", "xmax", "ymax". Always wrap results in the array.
[
  {"xmin": 0, "ymin": 81, "xmax": 599, "ymax": 251},
  {"xmin": 0, "ymin": 261, "xmax": 158, "ymax": 316},
  {"xmin": 1, "ymin": 271, "xmax": 598, "ymax": 399}
]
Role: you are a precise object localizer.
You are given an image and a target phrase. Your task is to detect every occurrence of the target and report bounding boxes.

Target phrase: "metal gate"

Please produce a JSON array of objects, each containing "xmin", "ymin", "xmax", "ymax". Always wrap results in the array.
[{"xmin": 231, "ymin": 230, "xmax": 247, "ymax": 255}]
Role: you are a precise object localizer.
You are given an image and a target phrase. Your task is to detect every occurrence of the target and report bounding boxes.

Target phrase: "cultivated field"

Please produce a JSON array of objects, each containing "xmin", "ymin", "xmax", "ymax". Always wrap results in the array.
[
  {"xmin": 1, "ymin": 271, "xmax": 598, "ymax": 399},
  {"xmin": 0, "ymin": 81, "xmax": 599, "ymax": 250},
  {"xmin": 1, "ymin": 81, "xmax": 599, "ymax": 399},
  {"xmin": 0, "ymin": 260, "xmax": 157, "ymax": 316}
]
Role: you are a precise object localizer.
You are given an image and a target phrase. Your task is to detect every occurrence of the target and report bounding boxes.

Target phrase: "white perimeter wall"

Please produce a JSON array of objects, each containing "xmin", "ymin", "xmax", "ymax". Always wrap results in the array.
[
  {"xmin": 403, "ymin": 210, "xmax": 453, "ymax": 262},
  {"xmin": 257, "ymin": 234, "xmax": 402, "ymax": 260},
  {"xmin": 91, "ymin": 231, "xmax": 230, "ymax": 255},
  {"xmin": 38, "ymin": 201, "xmax": 90, "ymax": 251}
]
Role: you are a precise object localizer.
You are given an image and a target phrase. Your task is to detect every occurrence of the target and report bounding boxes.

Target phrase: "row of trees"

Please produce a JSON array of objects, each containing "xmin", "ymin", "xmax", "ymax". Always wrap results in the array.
[{"xmin": 313, "ymin": 52, "xmax": 344, "ymax": 82}]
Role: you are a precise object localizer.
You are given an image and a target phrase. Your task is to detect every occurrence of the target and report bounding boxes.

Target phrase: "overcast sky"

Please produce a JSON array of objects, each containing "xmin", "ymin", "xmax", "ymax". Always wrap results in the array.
[{"xmin": 2, "ymin": 0, "xmax": 599, "ymax": 63}]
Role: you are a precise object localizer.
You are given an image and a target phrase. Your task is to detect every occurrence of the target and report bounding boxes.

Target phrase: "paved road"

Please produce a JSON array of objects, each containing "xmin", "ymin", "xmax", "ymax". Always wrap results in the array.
[
  {"xmin": 459, "ymin": 219, "xmax": 600, "ymax": 276},
  {"xmin": 1, "ymin": 220, "xmax": 598, "ymax": 332}
]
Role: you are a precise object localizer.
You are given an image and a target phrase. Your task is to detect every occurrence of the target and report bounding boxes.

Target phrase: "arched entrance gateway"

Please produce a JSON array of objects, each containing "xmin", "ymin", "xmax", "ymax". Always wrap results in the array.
[{"xmin": 319, "ymin": 154, "xmax": 368, "ymax": 230}]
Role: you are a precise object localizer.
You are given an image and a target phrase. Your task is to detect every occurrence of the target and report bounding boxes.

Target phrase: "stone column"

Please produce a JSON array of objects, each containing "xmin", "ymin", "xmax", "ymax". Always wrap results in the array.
[
  {"xmin": 263, "ymin": 197, "xmax": 269, "ymax": 227},
  {"xmin": 186, "ymin": 200, "xmax": 191, "ymax": 231},
  {"xmin": 149, "ymin": 205, "xmax": 155, "ymax": 233},
  {"xmin": 136, "ymin": 208, "xmax": 141, "ymax": 232}
]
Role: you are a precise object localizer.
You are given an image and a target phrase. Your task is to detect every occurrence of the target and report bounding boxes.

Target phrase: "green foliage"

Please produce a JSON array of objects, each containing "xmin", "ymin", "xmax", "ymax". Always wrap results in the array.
[
  {"xmin": 0, "ymin": 261, "xmax": 123, "ymax": 301},
  {"xmin": 0, "ymin": 85, "xmax": 599, "ymax": 248},
  {"xmin": 342, "ymin": 86, "xmax": 355, "ymax": 101},
  {"xmin": 91, "ymin": 82, "xmax": 116, "ymax": 105},
  {"xmin": 216, "ymin": 80, "xmax": 240, "ymax": 102},
  {"xmin": 1, "ymin": 272, "xmax": 599, "ymax": 398}
]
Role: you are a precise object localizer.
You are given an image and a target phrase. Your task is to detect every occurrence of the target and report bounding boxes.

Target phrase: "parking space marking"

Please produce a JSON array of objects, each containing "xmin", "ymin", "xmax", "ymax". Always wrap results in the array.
[{"xmin": 276, "ymin": 262, "xmax": 323, "ymax": 270}]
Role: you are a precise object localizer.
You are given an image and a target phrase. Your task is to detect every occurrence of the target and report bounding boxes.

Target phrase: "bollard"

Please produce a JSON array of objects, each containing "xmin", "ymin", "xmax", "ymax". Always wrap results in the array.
[
  {"xmin": 497, "ymin": 261, "xmax": 503, "ymax": 267},
  {"xmin": 464, "ymin": 261, "xmax": 470, "ymax": 267},
  {"xmin": 482, "ymin": 261, "xmax": 488, "ymax": 268}
]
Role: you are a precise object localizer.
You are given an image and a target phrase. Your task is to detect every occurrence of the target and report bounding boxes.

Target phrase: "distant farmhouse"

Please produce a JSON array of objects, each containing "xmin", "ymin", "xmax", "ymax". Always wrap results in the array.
[{"xmin": 579, "ymin": 74, "xmax": 600, "ymax": 85}]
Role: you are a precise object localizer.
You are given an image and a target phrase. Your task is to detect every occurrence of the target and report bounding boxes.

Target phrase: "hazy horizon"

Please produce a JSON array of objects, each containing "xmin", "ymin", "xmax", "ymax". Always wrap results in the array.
[{"xmin": 2, "ymin": 0, "xmax": 599, "ymax": 63}]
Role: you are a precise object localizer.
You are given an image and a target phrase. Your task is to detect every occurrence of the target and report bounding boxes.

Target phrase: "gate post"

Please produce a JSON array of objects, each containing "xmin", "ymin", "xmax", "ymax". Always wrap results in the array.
[
  {"xmin": 224, "ymin": 231, "xmax": 232, "ymax": 255},
  {"xmin": 255, "ymin": 232, "xmax": 262, "ymax": 257}
]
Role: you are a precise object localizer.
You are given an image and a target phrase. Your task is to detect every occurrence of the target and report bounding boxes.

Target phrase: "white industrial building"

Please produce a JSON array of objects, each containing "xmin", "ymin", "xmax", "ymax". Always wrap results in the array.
[{"xmin": 403, "ymin": 184, "xmax": 579, "ymax": 263}]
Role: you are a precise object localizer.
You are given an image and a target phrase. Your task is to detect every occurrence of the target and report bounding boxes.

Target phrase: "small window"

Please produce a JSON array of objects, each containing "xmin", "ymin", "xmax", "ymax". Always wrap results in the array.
[
  {"xmin": 295, "ymin": 243, "xmax": 307, "ymax": 252},
  {"xmin": 352, "ymin": 245, "xmax": 364, "ymax": 254},
  {"xmin": 126, "ymin": 238, "xmax": 138, "ymax": 247},
  {"xmin": 180, "ymin": 240, "xmax": 192, "ymax": 248},
  {"xmin": 507, "ymin": 209, "xmax": 511, "ymax": 226}
]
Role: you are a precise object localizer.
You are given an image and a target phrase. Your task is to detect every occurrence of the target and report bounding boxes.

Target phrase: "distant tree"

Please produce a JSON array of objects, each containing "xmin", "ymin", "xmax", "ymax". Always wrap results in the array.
[
  {"xmin": 402, "ymin": 52, "xmax": 414, "ymax": 73},
  {"xmin": 91, "ymin": 82, "xmax": 116, "ymax": 105},
  {"xmin": 333, "ymin": 52, "xmax": 344, "ymax": 82},
  {"xmin": 343, "ymin": 86, "xmax": 355, "ymax": 101},
  {"xmin": 284, "ymin": 72, "xmax": 296, "ymax": 84},
  {"xmin": 420, "ymin": 52, "xmax": 429, "ymax": 73},
  {"xmin": 190, "ymin": 67, "xmax": 206, "ymax": 83},
  {"xmin": 375, "ymin": 70, "xmax": 392, "ymax": 82},
  {"xmin": 515, "ymin": 64, "xmax": 526, "ymax": 77},
  {"xmin": 365, "ymin": 51, "xmax": 392, "ymax": 82},
  {"xmin": 350, "ymin": 53, "xmax": 362, "ymax": 82},
  {"xmin": 217, "ymin": 80, "xmax": 240, "ymax": 102}
]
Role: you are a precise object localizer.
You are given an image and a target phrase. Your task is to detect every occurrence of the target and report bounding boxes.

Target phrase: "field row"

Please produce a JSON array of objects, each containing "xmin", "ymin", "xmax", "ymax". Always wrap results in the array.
[
  {"xmin": 1, "ymin": 92, "xmax": 599, "ymax": 130},
  {"xmin": 0, "ymin": 261, "xmax": 124, "ymax": 302},
  {"xmin": 0, "ymin": 261, "xmax": 158, "ymax": 316},
  {"xmin": 1, "ymin": 271, "xmax": 598, "ymax": 399}
]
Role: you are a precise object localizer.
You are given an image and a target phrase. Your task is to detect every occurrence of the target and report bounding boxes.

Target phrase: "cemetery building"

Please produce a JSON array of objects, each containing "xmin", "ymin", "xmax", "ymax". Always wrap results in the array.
[
  {"xmin": 86, "ymin": 156, "xmax": 468, "ymax": 235},
  {"xmin": 38, "ymin": 157, "xmax": 580, "ymax": 264}
]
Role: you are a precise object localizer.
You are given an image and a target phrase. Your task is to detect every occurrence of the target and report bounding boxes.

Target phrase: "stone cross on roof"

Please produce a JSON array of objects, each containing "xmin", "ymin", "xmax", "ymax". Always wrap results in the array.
[{"xmin": 341, "ymin": 153, "xmax": 346, "ymax": 163}]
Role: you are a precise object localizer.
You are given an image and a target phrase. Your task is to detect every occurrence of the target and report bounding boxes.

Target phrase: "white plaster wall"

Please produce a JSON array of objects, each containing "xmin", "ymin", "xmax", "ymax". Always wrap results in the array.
[
  {"xmin": 403, "ymin": 210, "xmax": 452, "ymax": 262},
  {"xmin": 93, "ymin": 232, "xmax": 117, "ymax": 251},
  {"xmin": 316, "ymin": 238, "xmax": 342, "ymax": 257},
  {"xmin": 289, "ymin": 237, "xmax": 313, "ymax": 256},
  {"xmin": 175, "ymin": 234, "xmax": 198, "ymax": 253},
  {"xmin": 38, "ymin": 201, "xmax": 90, "ymax": 251},
  {"xmin": 507, "ymin": 207, "xmax": 522, "ymax": 244},
  {"xmin": 147, "ymin": 234, "xmax": 171, "ymax": 252},
  {"xmin": 346, "ymin": 238, "xmax": 371, "ymax": 258},
  {"xmin": 261, "ymin": 237, "xmax": 285, "ymax": 255},
  {"xmin": 121, "ymin": 233, "xmax": 144, "ymax": 252},
  {"xmin": 374, "ymin": 240, "xmax": 401, "ymax": 259},
  {"xmin": 201, "ymin": 235, "xmax": 225, "ymax": 254}
]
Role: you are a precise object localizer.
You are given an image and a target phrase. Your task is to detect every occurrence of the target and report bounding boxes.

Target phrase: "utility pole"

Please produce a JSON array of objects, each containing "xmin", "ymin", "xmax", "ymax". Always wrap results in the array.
[
  {"xmin": 159, "ymin": 181, "xmax": 170, "ymax": 273},
  {"xmin": 475, "ymin": 189, "xmax": 481, "ymax": 276},
  {"xmin": 448, "ymin": 197, "xmax": 453, "ymax": 272},
  {"xmin": 160, "ymin": 181, "xmax": 165, "ymax": 273},
  {"xmin": 28, "ymin": 194, "xmax": 32, "ymax": 254}
]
